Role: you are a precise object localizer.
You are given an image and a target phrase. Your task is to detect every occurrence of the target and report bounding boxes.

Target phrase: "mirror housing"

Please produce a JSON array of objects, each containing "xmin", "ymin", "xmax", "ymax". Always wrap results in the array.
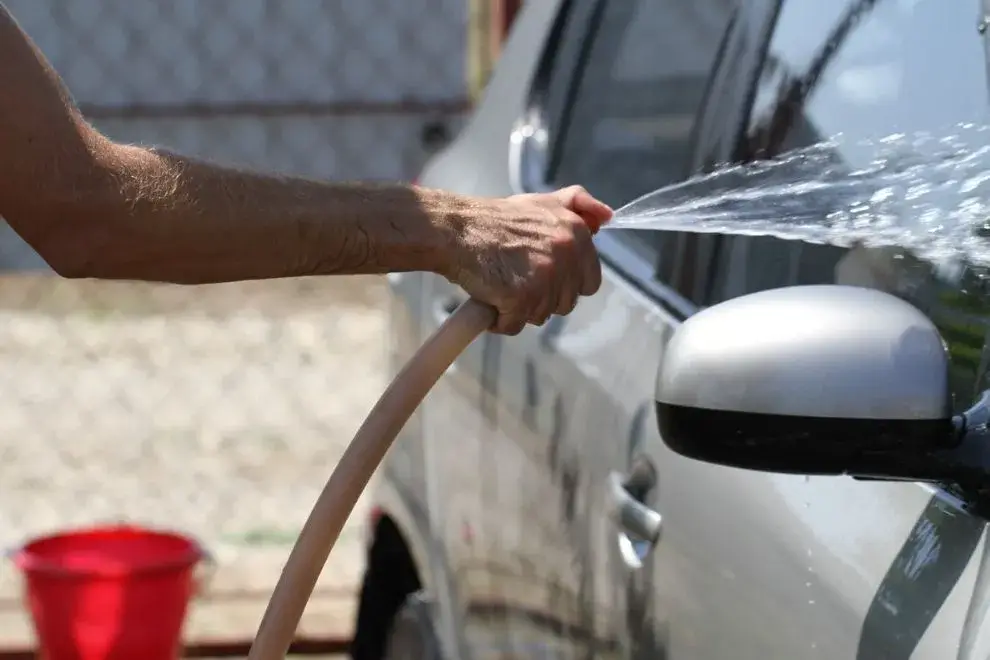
[{"xmin": 655, "ymin": 285, "xmax": 959, "ymax": 478}]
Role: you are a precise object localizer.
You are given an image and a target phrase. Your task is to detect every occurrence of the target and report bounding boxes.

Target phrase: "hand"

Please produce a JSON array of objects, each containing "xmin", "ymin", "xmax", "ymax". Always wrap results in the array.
[{"xmin": 442, "ymin": 185, "xmax": 613, "ymax": 335}]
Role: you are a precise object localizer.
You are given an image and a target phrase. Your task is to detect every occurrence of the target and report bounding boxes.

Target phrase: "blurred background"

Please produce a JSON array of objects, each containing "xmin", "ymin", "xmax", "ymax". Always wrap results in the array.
[{"xmin": 0, "ymin": 0, "xmax": 521, "ymax": 653}]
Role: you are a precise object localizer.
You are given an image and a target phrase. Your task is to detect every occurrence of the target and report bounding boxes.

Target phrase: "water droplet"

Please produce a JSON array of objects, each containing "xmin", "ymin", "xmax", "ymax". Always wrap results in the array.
[
  {"xmin": 809, "ymin": 599, "xmax": 816, "ymax": 605},
  {"xmin": 806, "ymin": 581, "xmax": 812, "ymax": 588}
]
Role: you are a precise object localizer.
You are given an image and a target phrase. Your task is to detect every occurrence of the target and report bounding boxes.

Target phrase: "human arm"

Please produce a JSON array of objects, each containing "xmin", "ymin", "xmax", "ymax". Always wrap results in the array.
[{"xmin": 0, "ymin": 3, "xmax": 612, "ymax": 334}]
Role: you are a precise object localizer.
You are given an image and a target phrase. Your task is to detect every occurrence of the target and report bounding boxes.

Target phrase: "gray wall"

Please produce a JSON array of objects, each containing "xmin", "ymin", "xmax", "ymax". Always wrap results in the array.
[
  {"xmin": 3, "ymin": 0, "xmax": 470, "ymax": 270},
  {"xmin": 8, "ymin": 0, "xmax": 467, "ymax": 106}
]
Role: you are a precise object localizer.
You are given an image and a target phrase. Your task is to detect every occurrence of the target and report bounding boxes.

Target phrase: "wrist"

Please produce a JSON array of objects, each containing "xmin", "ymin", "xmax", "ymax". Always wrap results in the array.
[
  {"xmin": 321, "ymin": 182, "xmax": 464, "ymax": 277},
  {"xmin": 414, "ymin": 186, "xmax": 471, "ymax": 279}
]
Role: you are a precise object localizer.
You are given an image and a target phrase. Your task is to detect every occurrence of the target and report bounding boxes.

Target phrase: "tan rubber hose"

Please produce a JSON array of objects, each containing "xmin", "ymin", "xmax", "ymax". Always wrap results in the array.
[{"xmin": 247, "ymin": 297, "xmax": 497, "ymax": 660}]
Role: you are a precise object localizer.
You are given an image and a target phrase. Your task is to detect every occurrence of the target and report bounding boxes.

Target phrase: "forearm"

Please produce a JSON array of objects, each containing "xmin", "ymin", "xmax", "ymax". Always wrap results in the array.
[
  {"xmin": 25, "ymin": 139, "xmax": 460, "ymax": 283},
  {"xmin": 0, "ymin": 3, "xmax": 467, "ymax": 284}
]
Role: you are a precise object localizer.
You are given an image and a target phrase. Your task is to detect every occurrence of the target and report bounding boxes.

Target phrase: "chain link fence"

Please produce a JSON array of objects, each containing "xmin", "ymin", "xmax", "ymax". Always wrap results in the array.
[{"xmin": 0, "ymin": 0, "xmax": 474, "ymax": 647}]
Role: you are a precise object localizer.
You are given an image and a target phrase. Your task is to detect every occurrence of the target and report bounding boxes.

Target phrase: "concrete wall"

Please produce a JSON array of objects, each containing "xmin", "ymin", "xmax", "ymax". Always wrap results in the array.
[{"xmin": 8, "ymin": 0, "xmax": 468, "ymax": 107}]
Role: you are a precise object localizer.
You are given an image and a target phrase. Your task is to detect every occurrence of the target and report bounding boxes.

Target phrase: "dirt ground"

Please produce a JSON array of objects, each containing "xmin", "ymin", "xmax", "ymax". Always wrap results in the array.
[{"xmin": 0, "ymin": 273, "xmax": 390, "ymax": 647}]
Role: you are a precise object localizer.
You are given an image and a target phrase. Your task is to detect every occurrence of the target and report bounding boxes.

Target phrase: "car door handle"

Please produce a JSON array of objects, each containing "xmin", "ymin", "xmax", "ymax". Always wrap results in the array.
[{"xmin": 609, "ymin": 459, "xmax": 662, "ymax": 569}]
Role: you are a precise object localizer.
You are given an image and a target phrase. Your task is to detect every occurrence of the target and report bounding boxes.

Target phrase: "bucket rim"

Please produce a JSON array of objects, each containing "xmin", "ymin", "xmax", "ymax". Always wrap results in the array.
[{"xmin": 8, "ymin": 524, "xmax": 208, "ymax": 579}]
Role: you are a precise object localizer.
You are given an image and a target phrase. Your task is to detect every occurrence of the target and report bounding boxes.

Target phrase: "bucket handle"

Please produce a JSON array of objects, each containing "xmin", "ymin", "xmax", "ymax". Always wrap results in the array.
[{"xmin": 193, "ymin": 541, "xmax": 217, "ymax": 598}]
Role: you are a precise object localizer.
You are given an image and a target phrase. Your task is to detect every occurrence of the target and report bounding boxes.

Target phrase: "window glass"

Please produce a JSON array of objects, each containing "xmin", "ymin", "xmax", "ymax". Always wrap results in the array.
[
  {"xmin": 548, "ymin": 0, "xmax": 735, "ymax": 270},
  {"xmin": 713, "ymin": 0, "xmax": 990, "ymax": 406},
  {"xmin": 710, "ymin": 0, "xmax": 990, "ymax": 305}
]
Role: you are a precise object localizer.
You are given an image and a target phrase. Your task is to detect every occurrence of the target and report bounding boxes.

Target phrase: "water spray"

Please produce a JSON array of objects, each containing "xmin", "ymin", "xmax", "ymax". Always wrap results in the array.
[{"xmin": 604, "ymin": 126, "xmax": 990, "ymax": 268}]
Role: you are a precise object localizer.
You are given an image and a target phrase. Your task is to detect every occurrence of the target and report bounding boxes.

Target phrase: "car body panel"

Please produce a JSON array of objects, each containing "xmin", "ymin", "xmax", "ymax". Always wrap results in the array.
[
  {"xmin": 396, "ymin": 6, "xmax": 573, "ymax": 659},
  {"xmin": 378, "ymin": 270, "xmax": 438, "ymax": 591},
  {"xmin": 373, "ymin": 0, "xmax": 990, "ymax": 658}
]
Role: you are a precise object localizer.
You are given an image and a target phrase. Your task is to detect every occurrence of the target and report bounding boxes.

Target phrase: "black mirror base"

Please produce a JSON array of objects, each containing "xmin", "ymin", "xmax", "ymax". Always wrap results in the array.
[{"xmin": 655, "ymin": 402, "xmax": 958, "ymax": 479}]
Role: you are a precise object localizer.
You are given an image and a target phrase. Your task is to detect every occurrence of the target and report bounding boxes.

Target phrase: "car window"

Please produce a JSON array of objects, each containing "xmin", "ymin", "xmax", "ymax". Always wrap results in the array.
[
  {"xmin": 709, "ymin": 0, "xmax": 990, "ymax": 306},
  {"xmin": 546, "ymin": 0, "xmax": 736, "ymax": 274}
]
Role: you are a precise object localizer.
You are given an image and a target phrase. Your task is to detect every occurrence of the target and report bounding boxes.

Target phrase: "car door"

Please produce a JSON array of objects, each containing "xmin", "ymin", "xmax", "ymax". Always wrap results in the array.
[
  {"xmin": 508, "ymin": 0, "xmax": 741, "ymax": 657},
  {"xmin": 414, "ymin": 1, "xmax": 581, "ymax": 657},
  {"xmin": 629, "ymin": 0, "xmax": 990, "ymax": 658}
]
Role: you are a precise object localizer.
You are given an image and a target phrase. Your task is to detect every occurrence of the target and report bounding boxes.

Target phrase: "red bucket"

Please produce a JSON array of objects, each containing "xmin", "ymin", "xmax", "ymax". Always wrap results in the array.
[{"xmin": 9, "ymin": 525, "xmax": 214, "ymax": 660}]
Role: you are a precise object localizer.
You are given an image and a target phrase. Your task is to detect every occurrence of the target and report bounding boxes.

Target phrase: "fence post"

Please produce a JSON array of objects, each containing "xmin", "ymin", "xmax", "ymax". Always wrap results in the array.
[
  {"xmin": 467, "ymin": 0, "xmax": 524, "ymax": 104},
  {"xmin": 466, "ymin": 0, "xmax": 492, "ymax": 104}
]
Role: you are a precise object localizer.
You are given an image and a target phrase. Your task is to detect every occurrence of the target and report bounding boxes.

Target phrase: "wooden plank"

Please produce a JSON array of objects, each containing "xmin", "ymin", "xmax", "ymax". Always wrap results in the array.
[
  {"xmin": 185, "ymin": 591, "xmax": 355, "ymax": 644},
  {"xmin": 0, "ymin": 590, "xmax": 355, "ymax": 649}
]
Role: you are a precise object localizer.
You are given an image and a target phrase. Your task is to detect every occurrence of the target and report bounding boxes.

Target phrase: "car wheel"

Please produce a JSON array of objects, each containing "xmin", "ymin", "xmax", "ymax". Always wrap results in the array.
[{"xmin": 383, "ymin": 592, "xmax": 442, "ymax": 660}]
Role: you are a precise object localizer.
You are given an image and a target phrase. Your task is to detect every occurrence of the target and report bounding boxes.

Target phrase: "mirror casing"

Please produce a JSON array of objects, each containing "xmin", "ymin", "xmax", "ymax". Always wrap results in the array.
[{"xmin": 654, "ymin": 285, "xmax": 955, "ymax": 476}]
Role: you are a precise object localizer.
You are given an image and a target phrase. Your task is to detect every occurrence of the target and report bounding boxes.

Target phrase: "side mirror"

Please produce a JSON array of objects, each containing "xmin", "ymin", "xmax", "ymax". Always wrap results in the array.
[{"xmin": 654, "ymin": 285, "xmax": 961, "ymax": 480}]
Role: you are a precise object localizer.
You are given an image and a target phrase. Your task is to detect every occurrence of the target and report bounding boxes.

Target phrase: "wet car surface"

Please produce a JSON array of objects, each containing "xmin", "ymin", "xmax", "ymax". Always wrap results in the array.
[{"xmin": 351, "ymin": 1, "xmax": 990, "ymax": 658}]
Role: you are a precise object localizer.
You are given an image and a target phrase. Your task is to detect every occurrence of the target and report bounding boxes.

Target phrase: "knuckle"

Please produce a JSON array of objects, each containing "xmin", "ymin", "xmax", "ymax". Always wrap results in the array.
[
  {"xmin": 553, "ymin": 189, "xmax": 573, "ymax": 205},
  {"xmin": 555, "ymin": 221, "xmax": 581, "ymax": 242},
  {"xmin": 558, "ymin": 186, "xmax": 588, "ymax": 207},
  {"xmin": 550, "ymin": 233, "xmax": 576, "ymax": 254},
  {"xmin": 557, "ymin": 211, "xmax": 581, "ymax": 229}
]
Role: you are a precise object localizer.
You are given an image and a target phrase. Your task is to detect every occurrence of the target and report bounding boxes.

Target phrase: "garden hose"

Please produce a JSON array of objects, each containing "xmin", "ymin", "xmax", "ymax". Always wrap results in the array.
[{"xmin": 246, "ymin": 297, "xmax": 497, "ymax": 660}]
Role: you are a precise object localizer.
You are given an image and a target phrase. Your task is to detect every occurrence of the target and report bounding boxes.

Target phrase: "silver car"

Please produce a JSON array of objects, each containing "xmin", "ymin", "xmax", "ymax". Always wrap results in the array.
[{"xmin": 351, "ymin": 0, "xmax": 990, "ymax": 658}]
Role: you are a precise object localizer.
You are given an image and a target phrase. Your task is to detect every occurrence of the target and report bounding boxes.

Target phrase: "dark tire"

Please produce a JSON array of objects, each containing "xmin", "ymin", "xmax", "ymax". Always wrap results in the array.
[
  {"xmin": 382, "ymin": 592, "xmax": 443, "ymax": 660},
  {"xmin": 351, "ymin": 517, "xmax": 422, "ymax": 660}
]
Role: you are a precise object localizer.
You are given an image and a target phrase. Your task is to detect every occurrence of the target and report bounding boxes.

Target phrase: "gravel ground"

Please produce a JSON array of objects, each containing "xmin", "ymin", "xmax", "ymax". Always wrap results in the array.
[{"xmin": 0, "ymin": 274, "xmax": 389, "ymax": 587}]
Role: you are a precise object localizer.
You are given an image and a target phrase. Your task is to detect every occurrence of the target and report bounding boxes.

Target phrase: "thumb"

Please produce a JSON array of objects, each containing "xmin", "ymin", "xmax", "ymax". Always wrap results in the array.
[{"xmin": 559, "ymin": 186, "xmax": 613, "ymax": 234}]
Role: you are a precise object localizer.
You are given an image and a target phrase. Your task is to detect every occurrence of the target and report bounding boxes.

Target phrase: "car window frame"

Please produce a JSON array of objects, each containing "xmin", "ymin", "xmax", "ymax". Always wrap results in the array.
[
  {"xmin": 661, "ymin": 0, "xmax": 782, "ymax": 306},
  {"xmin": 703, "ymin": 0, "xmax": 849, "ymax": 309},
  {"xmin": 664, "ymin": 0, "xmax": 781, "ymax": 308},
  {"xmin": 508, "ymin": 0, "xmax": 742, "ymax": 320}
]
